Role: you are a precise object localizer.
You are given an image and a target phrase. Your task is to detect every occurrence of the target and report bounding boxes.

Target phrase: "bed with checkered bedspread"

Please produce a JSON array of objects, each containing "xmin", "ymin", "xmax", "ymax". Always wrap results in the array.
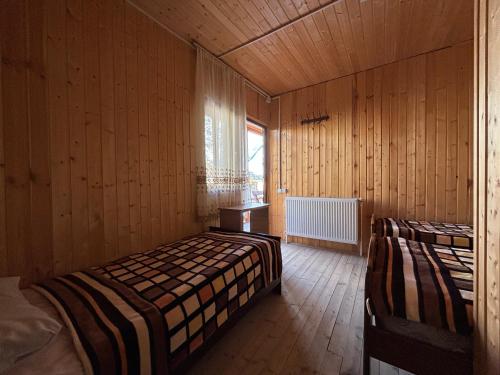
[
  {"xmin": 33, "ymin": 230, "xmax": 282, "ymax": 375},
  {"xmin": 374, "ymin": 218, "xmax": 473, "ymax": 249},
  {"xmin": 368, "ymin": 235, "xmax": 473, "ymax": 336}
]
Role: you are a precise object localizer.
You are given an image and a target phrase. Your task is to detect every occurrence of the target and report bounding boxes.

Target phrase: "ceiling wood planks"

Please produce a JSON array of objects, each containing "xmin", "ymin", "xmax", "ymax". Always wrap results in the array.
[{"xmin": 129, "ymin": 0, "xmax": 473, "ymax": 95}]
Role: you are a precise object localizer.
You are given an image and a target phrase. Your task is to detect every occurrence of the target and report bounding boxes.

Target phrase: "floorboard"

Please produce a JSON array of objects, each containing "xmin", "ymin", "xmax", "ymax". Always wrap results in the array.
[{"xmin": 187, "ymin": 243, "xmax": 412, "ymax": 375}]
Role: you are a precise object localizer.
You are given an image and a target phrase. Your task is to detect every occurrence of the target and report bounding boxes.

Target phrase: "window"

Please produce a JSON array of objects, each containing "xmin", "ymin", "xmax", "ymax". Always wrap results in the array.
[{"xmin": 247, "ymin": 121, "xmax": 266, "ymax": 203}]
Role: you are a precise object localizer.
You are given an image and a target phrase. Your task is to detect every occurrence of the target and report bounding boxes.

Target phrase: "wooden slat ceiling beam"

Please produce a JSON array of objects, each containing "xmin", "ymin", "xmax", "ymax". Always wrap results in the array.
[
  {"xmin": 218, "ymin": 0, "xmax": 341, "ymax": 58},
  {"xmin": 128, "ymin": 0, "xmax": 474, "ymax": 95}
]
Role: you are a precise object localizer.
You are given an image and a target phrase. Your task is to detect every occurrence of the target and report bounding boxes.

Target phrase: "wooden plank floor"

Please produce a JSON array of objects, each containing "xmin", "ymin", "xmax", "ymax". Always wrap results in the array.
[{"xmin": 187, "ymin": 243, "xmax": 411, "ymax": 375}]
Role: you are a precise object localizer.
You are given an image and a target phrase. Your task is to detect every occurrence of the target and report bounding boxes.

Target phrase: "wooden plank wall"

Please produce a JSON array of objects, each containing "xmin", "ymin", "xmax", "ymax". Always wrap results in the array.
[
  {"xmin": 474, "ymin": 0, "xmax": 500, "ymax": 373},
  {"xmin": 246, "ymin": 87, "xmax": 273, "ymax": 127},
  {"xmin": 268, "ymin": 41, "xmax": 474, "ymax": 252},
  {"xmin": 0, "ymin": 0, "xmax": 201, "ymax": 284}
]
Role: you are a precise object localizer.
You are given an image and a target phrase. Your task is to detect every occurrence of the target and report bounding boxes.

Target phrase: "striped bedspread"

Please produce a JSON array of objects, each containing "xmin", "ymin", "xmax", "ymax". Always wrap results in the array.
[
  {"xmin": 33, "ymin": 231, "xmax": 282, "ymax": 375},
  {"xmin": 369, "ymin": 236, "xmax": 473, "ymax": 335},
  {"xmin": 374, "ymin": 218, "xmax": 473, "ymax": 249}
]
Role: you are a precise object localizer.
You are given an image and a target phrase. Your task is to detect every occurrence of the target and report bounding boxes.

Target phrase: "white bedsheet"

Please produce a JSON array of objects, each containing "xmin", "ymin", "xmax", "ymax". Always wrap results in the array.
[{"xmin": 3, "ymin": 289, "xmax": 84, "ymax": 375}]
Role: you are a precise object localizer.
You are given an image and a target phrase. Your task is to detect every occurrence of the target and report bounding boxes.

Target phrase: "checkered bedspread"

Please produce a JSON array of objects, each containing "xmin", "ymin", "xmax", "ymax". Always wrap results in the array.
[
  {"xmin": 374, "ymin": 218, "xmax": 473, "ymax": 249},
  {"xmin": 369, "ymin": 236, "xmax": 473, "ymax": 335},
  {"xmin": 34, "ymin": 231, "xmax": 282, "ymax": 375}
]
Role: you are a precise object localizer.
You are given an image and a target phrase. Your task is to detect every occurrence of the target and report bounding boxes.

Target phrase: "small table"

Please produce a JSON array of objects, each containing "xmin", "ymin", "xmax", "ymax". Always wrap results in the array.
[{"xmin": 219, "ymin": 203, "xmax": 270, "ymax": 234}]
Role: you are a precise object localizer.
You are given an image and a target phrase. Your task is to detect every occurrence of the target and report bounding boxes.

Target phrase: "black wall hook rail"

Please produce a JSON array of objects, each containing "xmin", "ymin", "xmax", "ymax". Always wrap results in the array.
[{"xmin": 300, "ymin": 115, "xmax": 330, "ymax": 125}]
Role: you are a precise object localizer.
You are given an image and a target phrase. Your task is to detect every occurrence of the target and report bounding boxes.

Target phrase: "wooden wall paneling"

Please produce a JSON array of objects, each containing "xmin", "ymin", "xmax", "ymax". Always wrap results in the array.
[
  {"xmin": 306, "ymin": 87, "xmax": 315, "ymax": 198},
  {"xmin": 337, "ymin": 83, "xmax": 346, "ymax": 198},
  {"xmin": 435, "ymin": 49, "xmax": 448, "ymax": 222},
  {"xmin": 389, "ymin": 62, "xmax": 399, "ymax": 218},
  {"xmin": 365, "ymin": 69, "xmax": 375, "ymax": 245},
  {"xmin": 1, "ymin": 0, "xmax": 32, "ymax": 281},
  {"xmin": 183, "ymin": 40, "xmax": 191, "ymax": 229},
  {"xmin": 84, "ymin": 0, "xmax": 105, "ymax": 266},
  {"xmin": 346, "ymin": 75, "xmax": 355, "ymax": 215},
  {"xmin": 182, "ymin": 45, "xmax": 192, "ymax": 233},
  {"xmin": 328, "ymin": 81, "xmax": 340, "ymax": 201},
  {"xmin": 268, "ymin": 43, "xmax": 473, "ymax": 250},
  {"xmin": 148, "ymin": 21, "xmax": 161, "ymax": 246},
  {"xmin": 47, "ymin": 0, "xmax": 73, "ymax": 275},
  {"xmin": 300, "ymin": 89, "xmax": 309, "ymax": 201},
  {"xmin": 174, "ymin": 39, "xmax": 184, "ymax": 230},
  {"xmin": 356, "ymin": 71, "xmax": 368, "ymax": 248},
  {"xmin": 125, "ymin": 5, "xmax": 141, "ymax": 252},
  {"xmin": 396, "ymin": 60, "xmax": 407, "ymax": 218},
  {"xmin": 189, "ymin": 48, "xmax": 197, "ymax": 235},
  {"xmin": 352, "ymin": 73, "xmax": 360, "ymax": 205},
  {"xmin": 282, "ymin": 91, "xmax": 292, "ymax": 204},
  {"xmin": 257, "ymin": 93, "xmax": 271, "ymax": 126},
  {"xmin": 179, "ymin": 43, "xmax": 188, "ymax": 229},
  {"xmin": 27, "ymin": 0, "xmax": 53, "ymax": 281},
  {"xmin": 457, "ymin": 42, "xmax": 472, "ymax": 224},
  {"xmin": 166, "ymin": 33, "xmax": 177, "ymax": 241},
  {"xmin": 313, "ymin": 89, "xmax": 320, "ymax": 198},
  {"xmin": 67, "ymin": 0, "xmax": 90, "ymax": 270},
  {"xmin": 0, "ymin": 24, "xmax": 5, "ymax": 276},
  {"xmin": 157, "ymin": 20, "xmax": 169, "ymax": 243},
  {"xmin": 246, "ymin": 88, "xmax": 259, "ymax": 120},
  {"xmin": 0, "ymin": 0, "xmax": 201, "ymax": 283},
  {"xmin": 246, "ymin": 86, "xmax": 272, "ymax": 127},
  {"xmin": 474, "ymin": 0, "xmax": 500, "ymax": 373},
  {"xmin": 485, "ymin": 0, "xmax": 500, "ymax": 363},
  {"xmin": 136, "ymin": 13, "xmax": 152, "ymax": 251},
  {"xmin": 319, "ymin": 84, "xmax": 327, "ymax": 198},
  {"xmin": 381, "ymin": 64, "xmax": 391, "ymax": 217},
  {"xmin": 99, "ymin": 0, "xmax": 119, "ymax": 262},
  {"xmin": 445, "ymin": 49, "xmax": 458, "ymax": 223},
  {"xmin": 303, "ymin": 87, "xmax": 313, "ymax": 246},
  {"xmin": 474, "ymin": 0, "xmax": 487, "ymax": 370},
  {"xmin": 324, "ymin": 86, "xmax": 332, "ymax": 200},
  {"xmin": 424, "ymin": 51, "xmax": 437, "ymax": 221},
  {"xmin": 405, "ymin": 57, "xmax": 417, "ymax": 220},
  {"xmin": 113, "ymin": 0, "xmax": 131, "ymax": 256},
  {"xmin": 467, "ymin": 43, "xmax": 474, "ymax": 228},
  {"xmin": 415, "ymin": 54, "xmax": 427, "ymax": 220},
  {"xmin": 372, "ymin": 66, "xmax": 383, "ymax": 218},
  {"xmin": 290, "ymin": 92, "xmax": 298, "ymax": 214}
]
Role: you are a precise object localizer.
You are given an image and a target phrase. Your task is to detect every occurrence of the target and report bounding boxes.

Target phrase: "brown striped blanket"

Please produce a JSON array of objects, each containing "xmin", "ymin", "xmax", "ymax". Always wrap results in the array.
[
  {"xmin": 368, "ymin": 236, "xmax": 473, "ymax": 335},
  {"xmin": 374, "ymin": 218, "xmax": 473, "ymax": 249},
  {"xmin": 33, "ymin": 231, "xmax": 282, "ymax": 375}
]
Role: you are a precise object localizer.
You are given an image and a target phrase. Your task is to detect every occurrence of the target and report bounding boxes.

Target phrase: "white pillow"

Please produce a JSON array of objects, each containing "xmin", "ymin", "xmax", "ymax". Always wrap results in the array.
[{"xmin": 0, "ymin": 277, "xmax": 62, "ymax": 372}]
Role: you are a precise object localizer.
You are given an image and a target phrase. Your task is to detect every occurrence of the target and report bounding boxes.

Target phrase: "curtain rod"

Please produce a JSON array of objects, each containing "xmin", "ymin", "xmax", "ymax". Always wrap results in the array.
[
  {"xmin": 127, "ymin": 1, "xmax": 273, "ymax": 101},
  {"xmin": 193, "ymin": 42, "xmax": 272, "ymax": 102}
]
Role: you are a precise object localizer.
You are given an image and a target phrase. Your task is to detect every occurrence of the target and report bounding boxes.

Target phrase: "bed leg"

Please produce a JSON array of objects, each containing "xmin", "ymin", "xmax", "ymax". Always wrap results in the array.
[
  {"xmin": 363, "ymin": 344, "xmax": 370, "ymax": 375},
  {"xmin": 363, "ymin": 298, "xmax": 370, "ymax": 375},
  {"xmin": 272, "ymin": 281, "xmax": 281, "ymax": 295}
]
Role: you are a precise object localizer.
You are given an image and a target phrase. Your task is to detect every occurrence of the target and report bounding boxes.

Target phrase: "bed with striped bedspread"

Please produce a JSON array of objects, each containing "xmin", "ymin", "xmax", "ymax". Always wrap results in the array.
[
  {"xmin": 368, "ymin": 236, "xmax": 473, "ymax": 336},
  {"xmin": 374, "ymin": 218, "xmax": 473, "ymax": 249},
  {"xmin": 33, "ymin": 231, "xmax": 282, "ymax": 375}
]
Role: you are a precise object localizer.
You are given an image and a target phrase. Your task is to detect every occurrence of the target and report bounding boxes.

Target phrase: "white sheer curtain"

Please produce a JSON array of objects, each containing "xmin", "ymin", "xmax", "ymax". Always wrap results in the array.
[{"xmin": 195, "ymin": 46, "xmax": 249, "ymax": 220}]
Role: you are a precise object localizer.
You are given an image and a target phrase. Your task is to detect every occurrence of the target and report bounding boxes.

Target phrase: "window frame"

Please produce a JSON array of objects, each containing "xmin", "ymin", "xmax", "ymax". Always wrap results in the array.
[{"xmin": 246, "ymin": 118, "xmax": 268, "ymax": 204}]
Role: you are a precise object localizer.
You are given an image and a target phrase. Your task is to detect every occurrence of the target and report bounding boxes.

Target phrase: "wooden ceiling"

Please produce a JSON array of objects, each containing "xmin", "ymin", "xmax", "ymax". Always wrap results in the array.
[{"xmin": 129, "ymin": 0, "xmax": 474, "ymax": 95}]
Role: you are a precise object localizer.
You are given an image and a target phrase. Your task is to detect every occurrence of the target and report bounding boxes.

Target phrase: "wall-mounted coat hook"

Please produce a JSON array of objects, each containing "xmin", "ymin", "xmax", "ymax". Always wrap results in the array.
[{"xmin": 301, "ymin": 111, "xmax": 330, "ymax": 126}]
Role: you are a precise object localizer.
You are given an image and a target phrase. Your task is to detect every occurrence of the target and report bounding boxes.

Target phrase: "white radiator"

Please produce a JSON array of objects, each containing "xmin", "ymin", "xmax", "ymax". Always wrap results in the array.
[{"xmin": 285, "ymin": 197, "xmax": 360, "ymax": 245}]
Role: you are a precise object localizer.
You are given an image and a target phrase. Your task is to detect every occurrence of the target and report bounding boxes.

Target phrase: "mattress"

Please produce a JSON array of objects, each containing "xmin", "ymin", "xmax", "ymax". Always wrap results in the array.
[
  {"xmin": 33, "ymin": 230, "xmax": 282, "ymax": 374},
  {"xmin": 368, "ymin": 235, "xmax": 473, "ymax": 335},
  {"xmin": 374, "ymin": 218, "xmax": 473, "ymax": 249}
]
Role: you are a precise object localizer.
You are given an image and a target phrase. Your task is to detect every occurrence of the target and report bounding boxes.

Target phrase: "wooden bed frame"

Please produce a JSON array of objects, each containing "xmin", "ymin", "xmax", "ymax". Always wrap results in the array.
[
  {"xmin": 174, "ymin": 227, "xmax": 282, "ymax": 374},
  {"xmin": 363, "ymin": 217, "xmax": 473, "ymax": 375}
]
